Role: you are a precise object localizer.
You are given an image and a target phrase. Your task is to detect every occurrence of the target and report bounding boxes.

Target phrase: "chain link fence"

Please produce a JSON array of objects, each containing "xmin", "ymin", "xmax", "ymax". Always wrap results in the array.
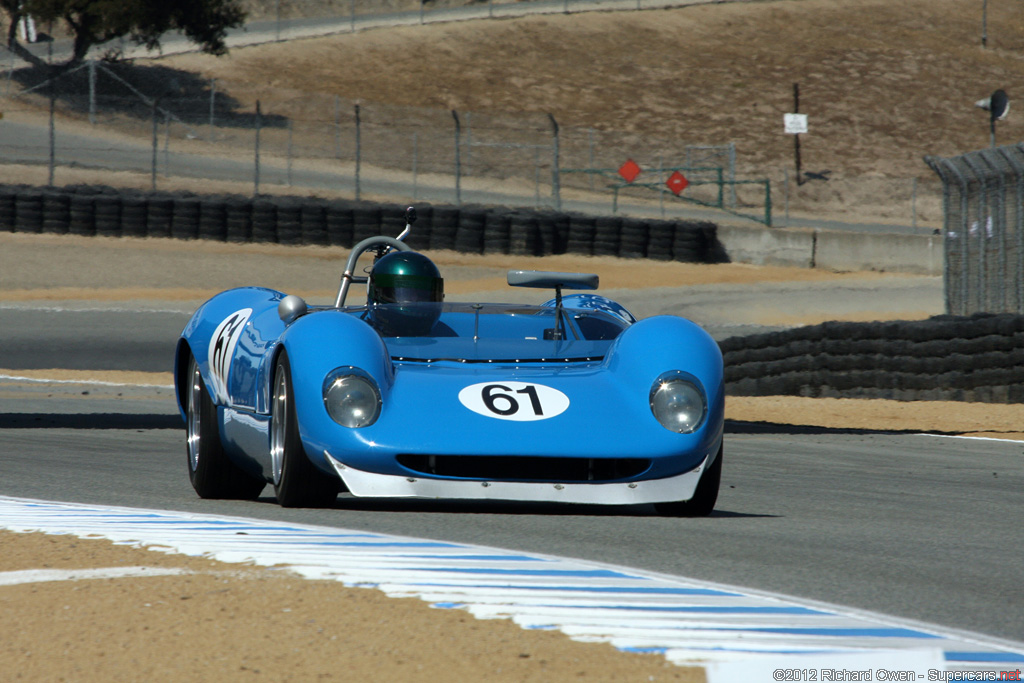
[
  {"xmin": 1, "ymin": 57, "xmax": 778, "ymax": 221},
  {"xmin": 925, "ymin": 144, "xmax": 1024, "ymax": 316}
]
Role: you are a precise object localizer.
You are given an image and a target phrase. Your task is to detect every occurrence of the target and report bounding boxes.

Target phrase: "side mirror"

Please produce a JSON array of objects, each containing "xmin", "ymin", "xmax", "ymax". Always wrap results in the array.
[{"xmin": 278, "ymin": 294, "xmax": 307, "ymax": 324}]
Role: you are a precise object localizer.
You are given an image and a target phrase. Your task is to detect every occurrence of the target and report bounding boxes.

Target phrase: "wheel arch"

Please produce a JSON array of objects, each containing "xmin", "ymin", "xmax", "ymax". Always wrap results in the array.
[{"xmin": 174, "ymin": 338, "xmax": 200, "ymax": 422}]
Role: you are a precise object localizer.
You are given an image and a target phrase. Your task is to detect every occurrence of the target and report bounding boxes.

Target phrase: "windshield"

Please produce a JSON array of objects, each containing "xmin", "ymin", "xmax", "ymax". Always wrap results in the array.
[
  {"xmin": 347, "ymin": 302, "xmax": 629, "ymax": 362},
  {"xmin": 354, "ymin": 302, "xmax": 628, "ymax": 340}
]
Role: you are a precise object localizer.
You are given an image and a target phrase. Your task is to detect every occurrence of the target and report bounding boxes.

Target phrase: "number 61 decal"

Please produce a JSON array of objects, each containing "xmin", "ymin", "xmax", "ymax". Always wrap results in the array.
[{"xmin": 458, "ymin": 382, "xmax": 569, "ymax": 421}]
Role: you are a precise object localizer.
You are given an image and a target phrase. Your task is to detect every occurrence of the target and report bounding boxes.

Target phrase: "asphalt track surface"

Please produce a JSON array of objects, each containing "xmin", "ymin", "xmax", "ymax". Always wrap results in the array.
[{"xmin": 0, "ymin": 307, "xmax": 1021, "ymax": 646}]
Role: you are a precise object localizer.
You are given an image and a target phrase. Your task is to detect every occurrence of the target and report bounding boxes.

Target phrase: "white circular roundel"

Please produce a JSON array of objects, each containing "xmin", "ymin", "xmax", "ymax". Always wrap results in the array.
[{"xmin": 458, "ymin": 382, "xmax": 569, "ymax": 422}]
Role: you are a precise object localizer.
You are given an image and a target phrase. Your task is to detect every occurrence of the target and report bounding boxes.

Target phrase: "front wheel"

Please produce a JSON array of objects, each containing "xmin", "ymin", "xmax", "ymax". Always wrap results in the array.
[
  {"xmin": 270, "ymin": 351, "xmax": 339, "ymax": 508},
  {"xmin": 655, "ymin": 445, "xmax": 722, "ymax": 517},
  {"xmin": 185, "ymin": 353, "xmax": 265, "ymax": 500}
]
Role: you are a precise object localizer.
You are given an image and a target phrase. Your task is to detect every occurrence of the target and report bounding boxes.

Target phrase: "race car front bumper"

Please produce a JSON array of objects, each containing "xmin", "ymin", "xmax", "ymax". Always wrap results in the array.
[{"xmin": 324, "ymin": 445, "xmax": 717, "ymax": 506}]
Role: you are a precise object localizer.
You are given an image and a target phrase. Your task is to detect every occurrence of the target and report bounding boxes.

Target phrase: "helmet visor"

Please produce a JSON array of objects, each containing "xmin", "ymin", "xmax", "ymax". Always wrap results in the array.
[{"xmin": 372, "ymin": 273, "xmax": 444, "ymax": 304}]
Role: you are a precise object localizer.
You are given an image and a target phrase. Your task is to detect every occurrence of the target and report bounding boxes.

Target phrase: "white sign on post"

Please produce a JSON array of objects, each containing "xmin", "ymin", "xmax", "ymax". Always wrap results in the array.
[{"xmin": 784, "ymin": 113, "xmax": 808, "ymax": 135}]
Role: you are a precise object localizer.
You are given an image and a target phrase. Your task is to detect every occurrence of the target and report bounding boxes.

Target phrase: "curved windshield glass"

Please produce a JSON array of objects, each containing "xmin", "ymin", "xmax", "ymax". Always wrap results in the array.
[{"xmin": 355, "ymin": 303, "xmax": 628, "ymax": 341}]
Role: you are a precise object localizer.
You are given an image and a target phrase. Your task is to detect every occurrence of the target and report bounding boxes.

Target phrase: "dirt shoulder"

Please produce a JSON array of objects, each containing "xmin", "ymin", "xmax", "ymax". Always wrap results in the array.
[{"xmin": 0, "ymin": 530, "xmax": 696, "ymax": 683}]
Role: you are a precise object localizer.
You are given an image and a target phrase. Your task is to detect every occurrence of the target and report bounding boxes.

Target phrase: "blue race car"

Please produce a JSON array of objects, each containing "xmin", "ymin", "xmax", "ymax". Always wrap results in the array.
[{"xmin": 175, "ymin": 208, "xmax": 724, "ymax": 515}]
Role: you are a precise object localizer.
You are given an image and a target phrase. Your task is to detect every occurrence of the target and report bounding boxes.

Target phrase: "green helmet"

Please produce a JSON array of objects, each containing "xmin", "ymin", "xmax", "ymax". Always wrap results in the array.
[{"xmin": 367, "ymin": 251, "xmax": 444, "ymax": 336}]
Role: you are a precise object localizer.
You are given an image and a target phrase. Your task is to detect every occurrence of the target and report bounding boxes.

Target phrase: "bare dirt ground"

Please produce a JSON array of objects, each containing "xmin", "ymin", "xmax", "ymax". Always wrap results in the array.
[
  {"xmin": 3, "ymin": 1, "xmax": 1024, "ymax": 680},
  {"xmin": 0, "ymin": 531, "xmax": 694, "ymax": 682}
]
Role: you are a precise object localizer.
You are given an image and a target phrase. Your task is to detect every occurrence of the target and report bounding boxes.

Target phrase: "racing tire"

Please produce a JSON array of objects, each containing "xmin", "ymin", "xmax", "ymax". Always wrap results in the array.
[
  {"xmin": 120, "ymin": 195, "xmax": 148, "ymax": 238},
  {"xmin": 325, "ymin": 200, "xmax": 355, "ymax": 247},
  {"xmin": 655, "ymin": 446, "xmax": 722, "ymax": 517},
  {"xmin": 300, "ymin": 201, "xmax": 329, "ymax": 246},
  {"xmin": 171, "ymin": 197, "xmax": 200, "ymax": 240},
  {"xmin": 146, "ymin": 197, "xmax": 173, "ymax": 238},
  {"xmin": 271, "ymin": 352, "xmax": 340, "ymax": 508},
  {"xmin": 41, "ymin": 192, "xmax": 71, "ymax": 235},
  {"xmin": 0, "ymin": 186, "xmax": 16, "ymax": 232},
  {"xmin": 185, "ymin": 354, "xmax": 265, "ymax": 500}
]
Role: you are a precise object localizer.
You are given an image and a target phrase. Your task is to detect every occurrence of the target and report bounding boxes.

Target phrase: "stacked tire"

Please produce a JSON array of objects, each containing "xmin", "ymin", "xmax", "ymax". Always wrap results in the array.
[
  {"xmin": 430, "ymin": 207, "xmax": 458, "ymax": 251},
  {"xmin": 455, "ymin": 208, "xmax": 485, "ymax": 255},
  {"xmin": 0, "ymin": 184, "xmax": 728, "ymax": 265},
  {"xmin": 325, "ymin": 200, "xmax": 354, "ymax": 248},
  {"xmin": 42, "ymin": 192, "xmax": 71, "ymax": 235},
  {"xmin": 120, "ymin": 194, "xmax": 148, "ymax": 238},
  {"xmin": 14, "ymin": 189, "xmax": 43, "ymax": 234}
]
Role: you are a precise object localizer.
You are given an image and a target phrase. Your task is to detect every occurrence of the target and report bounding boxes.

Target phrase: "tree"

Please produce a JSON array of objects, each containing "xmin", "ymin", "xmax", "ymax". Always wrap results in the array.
[{"xmin": 2, "ymin": 0, "xmax": 247, "ymax": 71}]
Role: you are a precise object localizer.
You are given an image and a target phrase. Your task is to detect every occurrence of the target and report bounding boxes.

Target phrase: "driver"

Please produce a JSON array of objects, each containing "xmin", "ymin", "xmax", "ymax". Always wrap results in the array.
[{"xmin": 367, "ymin": 251, "xmax": 445, "ymax": 337}]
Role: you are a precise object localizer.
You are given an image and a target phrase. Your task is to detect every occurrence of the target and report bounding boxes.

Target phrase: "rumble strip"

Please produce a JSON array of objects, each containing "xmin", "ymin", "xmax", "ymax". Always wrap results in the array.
[{"xmin": 1, "ymin": 496, "xmax": 1021, "ymax": 682}]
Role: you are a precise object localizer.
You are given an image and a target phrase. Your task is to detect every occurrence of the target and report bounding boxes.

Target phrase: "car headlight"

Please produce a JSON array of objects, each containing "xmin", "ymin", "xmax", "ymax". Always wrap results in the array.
[
  {"xmin": 323, "ymin": 368, "xmax": 381, "ymax": 428},
  {"xmin": 649, "ymin": 371, "xmax": 707, "ymax": 434}
]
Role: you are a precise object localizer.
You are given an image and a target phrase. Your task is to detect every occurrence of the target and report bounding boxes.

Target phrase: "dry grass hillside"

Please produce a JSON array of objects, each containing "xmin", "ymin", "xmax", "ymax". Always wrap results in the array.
[
  {"xmin": 7, "ymin": 0, "xmax": 1024, "ymax": 224},
  {"xmin": 168, "ymin": 0, "xmax": 1024, "ymax": 175},
  {"xmin": 146, "ymin": 0, "xmax": 1024, "ymax": 223}
]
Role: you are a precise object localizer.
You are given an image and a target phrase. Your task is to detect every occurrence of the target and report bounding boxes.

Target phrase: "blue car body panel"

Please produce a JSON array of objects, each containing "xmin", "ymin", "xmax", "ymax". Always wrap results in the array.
[{"xmin": 176, "ymin": 283, "xmax": 724, "ymax": 503}]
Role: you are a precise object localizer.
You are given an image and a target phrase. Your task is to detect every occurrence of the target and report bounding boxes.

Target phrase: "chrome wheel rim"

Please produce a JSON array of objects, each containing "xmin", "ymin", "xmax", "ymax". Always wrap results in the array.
[
  {"xmin": 270, "ymin": 370, "xmax": 287, "ymax": 485},
  {"xmin": 186, "ymin": 359, "xmax": 202, "ymax": 472}
]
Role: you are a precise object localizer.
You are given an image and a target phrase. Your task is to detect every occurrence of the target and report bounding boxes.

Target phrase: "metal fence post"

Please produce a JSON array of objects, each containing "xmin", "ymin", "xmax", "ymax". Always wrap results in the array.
[
  {"xmin": 979, "ymin": 152, "xmax": 1007, "ymax": 311},
  {"xmin": 728, "ymin": 141, "xmax": 737, "ymax": 207},
  {"xmin": 254, "ymin": 100, "xmax": 262, "ymax": 196},
  {"xmin": 911, "ymin": 177, "xmax": 917, "ymax": 232},
  {"xmin": 452, "ymin": 110, "xmax": 462, "ymax": 206},
  {"xmin": 151, "ymin": 99, "xmax": 159, "ymax": 191},
  {"xmin": 208, "ymin": 78, "xmax": 216, "ymax": 139},
  {"xmin": 334, "ymin": 96, "xmax": 341, "ymax": 159},
  {"xmin": 412, "ymin": 132, "xmax": 419, "ymax": 199},
  {"xmin": 549, "ymin": 113, "xmax": 561, "ymax": 211},
  {"xmin": 946, "ymin": 160, "xmax": 971, "ymax": 316},
  {"xmin": 999, "ymin": 144, "xmax": 1024, "ymax": 312},
  {"xmin": 287, "ymin": 119, "xmax": 294, "ymax": 187},
  {"xmin": 354, "ymin": 104, "xmax": 361, "ymax": 201},
  {"xmin": 88, "ymin": 59, "xmax": 96, "ymax": 125},
  {"xmin": 48, "ymin": 67, "xmax": 55, "ymax": 187},
  {"xmin": 962, "ymin": 155, "xmax": 991, "ymax": 313},
  {"xmin": 163, "ymin": 113, "xmax": 171, "ymax": 178},
  {"xmin": 464, "ymin": 111, "xmax": 472, "ymax": 175}
]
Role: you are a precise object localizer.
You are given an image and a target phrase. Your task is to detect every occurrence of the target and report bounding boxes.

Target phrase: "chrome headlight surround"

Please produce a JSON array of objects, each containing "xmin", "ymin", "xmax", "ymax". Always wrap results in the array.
[
  {"xmin": 649, "ymin": 371, "xmax": 707, "ymax": 434},
  {"xmin": 322, "ymin": 367, "xmax": 381, "ymax": 428}
]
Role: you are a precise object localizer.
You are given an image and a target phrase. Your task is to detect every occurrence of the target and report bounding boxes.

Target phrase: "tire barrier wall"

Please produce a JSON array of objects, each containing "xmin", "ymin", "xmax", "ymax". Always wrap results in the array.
[
  {"xmin": 720, "ymin": 313, "xmax": 1024, "ymax": 404},
  {"xmin": 9, "ymin": 185, "xmax": 1016, "ymax": 404},
  {"xmin": 0, "ymin": 184, "xmax": 729, "ymax": 264}
]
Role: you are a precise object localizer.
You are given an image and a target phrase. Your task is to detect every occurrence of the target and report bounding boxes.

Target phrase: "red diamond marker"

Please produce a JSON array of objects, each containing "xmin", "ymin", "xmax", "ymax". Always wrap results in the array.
[
  {"xmin": 666, "ymin": 171, "xmax": 689, "ymax": 195},
  {"xmin": 618, "ymin": 159, "xmax": 641, "ymax": 183}
]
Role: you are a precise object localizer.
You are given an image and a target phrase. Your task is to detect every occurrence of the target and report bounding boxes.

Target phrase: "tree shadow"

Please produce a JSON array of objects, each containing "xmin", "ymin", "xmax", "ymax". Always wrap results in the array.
[
  {"xmin": 0, "ymin": 412, "xmax": 181, "ymax": 430},
  {"xmin": 248, "ymin": 492, "xmax": 774, "ymax": 519},
  {"xmin": 10, "ymin": 61, "xmax": 288, "ymax": 129},
  {"xmin": 726, "ymin": 419, "xmax": 952, "ymax": 437}
]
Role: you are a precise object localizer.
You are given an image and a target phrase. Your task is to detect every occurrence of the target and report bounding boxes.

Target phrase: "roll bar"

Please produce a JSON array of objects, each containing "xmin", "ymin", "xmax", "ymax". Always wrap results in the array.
[{"xmin": 334, "ymin": 207, "xmax": 416, "ymax": 308}]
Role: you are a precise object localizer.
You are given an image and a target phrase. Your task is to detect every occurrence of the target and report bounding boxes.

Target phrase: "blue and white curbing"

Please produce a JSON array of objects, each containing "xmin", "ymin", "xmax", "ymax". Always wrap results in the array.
[{"xmin": 1, "ymin": 496, "xmax": 1021, "ymax": 682}]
